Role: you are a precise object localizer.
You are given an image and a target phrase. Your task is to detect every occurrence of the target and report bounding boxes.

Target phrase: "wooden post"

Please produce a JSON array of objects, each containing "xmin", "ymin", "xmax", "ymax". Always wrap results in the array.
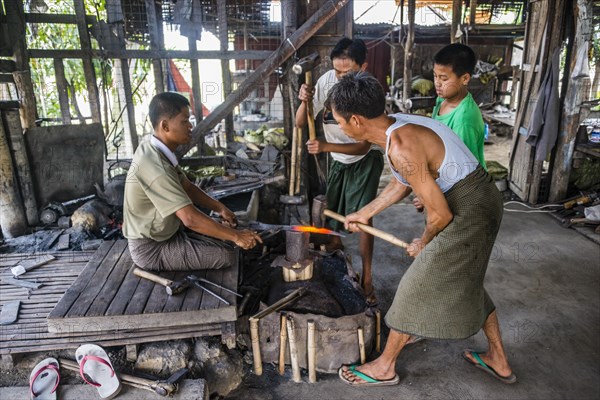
[
  {"xmin": 282, "ymin": 0, "xmax": 298, "ymax": 142},
  {"xmin": 278, "ymin": 313, "xmax": 288, "ymax": 375},
  {"xmin": 188, "ymin": 37, "xmax": 204, "ymax": 123},
  {"xmin": 402, "ymin": 0, "xmax": 415, "ymax": 112},
  {"xmin": 177, "ymin": 0, "xmax": 351, "ymax": 157},
  {"xmin": 549, "ymin": 0, "xmax": 592, "ymax": 202},
  {"xmin": 2, "ymin": 109, "xmax": 38, "ymax": 225},
  {"xmin": 249, "ymin": 317, "xmax": 262, "ymax": 375},
  {"xmin": 115, "ymin": 59, "xmax": 138, "ymax": 155},
  {"xmin": 145, "ymin": 0, "xmax": 165, "ymax": 94},
  {"xmin": 0, "ymin": 120, "xmax": 28, "ymax": 238},
  {"xmin": 286, "ymin": 316, "xmax": 301, "ymax": 383},
  {"xmin": 5, "ymin": 0, "xmax": 37, "ymax": 129},
  {"xmin": 218, "ymin": 0, "xmax": 235, "ymax": 142},
  {"xmin": 451, "ymin": 0, "xmax": 463, "ymax": 43},
  {"xmin": 73, "ymin": 0, "xmax": 101, "ymax": 124},
  {"xmin": 469, "ymin": 0, "xmax": 477, "ymax": 27},
  {"xmin": 307, "ymin": 320, "xmax": 317, "ymax": 383},
  {"xmin": 357, "ymin": 327, "xmax": 366, "ymax": 364},
  {"xmin": 53, "ymin": 58, "xmax": 72, "ymax": 124}
]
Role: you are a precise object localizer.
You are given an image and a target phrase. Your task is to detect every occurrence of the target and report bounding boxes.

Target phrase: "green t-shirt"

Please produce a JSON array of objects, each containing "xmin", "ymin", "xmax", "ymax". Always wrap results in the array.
[
  {"xmin": 432, "ymin": 92, "xmax": 486, "ymax": 170},
  {"xmin": 123, "ymin": 140, "xmax": 192, "ymax": 241}
]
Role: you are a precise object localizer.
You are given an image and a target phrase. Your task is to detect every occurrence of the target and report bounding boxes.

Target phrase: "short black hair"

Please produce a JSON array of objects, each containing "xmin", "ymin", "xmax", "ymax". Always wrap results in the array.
[
  {"xmin": 433, "ymin": 43, "xmax": 477, "ymax": 77},
  {"xmin": 149, "ymin": 92, "xmax": 190, "ymax": 129},
  {"xmin": 330, "ymin": 37, "xmax": 367, "ymax": 66},
  {"xmin": 325, "ymin": 71, "xmax": 385, "ymax": 121}
]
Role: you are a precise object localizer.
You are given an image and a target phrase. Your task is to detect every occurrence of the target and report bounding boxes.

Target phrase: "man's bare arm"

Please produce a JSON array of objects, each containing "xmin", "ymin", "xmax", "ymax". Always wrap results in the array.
[
  {"xmin": 182, "ymin": 176, "xmax": 237, "ymax": 225},
  {"xmin": 307, "ymin": 139, "xmax": 371, "ymax": 155}
]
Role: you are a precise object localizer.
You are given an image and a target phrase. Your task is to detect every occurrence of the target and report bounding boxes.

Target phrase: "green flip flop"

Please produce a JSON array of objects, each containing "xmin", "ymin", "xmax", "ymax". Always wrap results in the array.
[
  {"xmin": 338, "ymin": 365, "xmax": 400, "ymax": 387},
  {"xmin": 462, "ymin": 350, "xmax": 517, "ymax": 384}
]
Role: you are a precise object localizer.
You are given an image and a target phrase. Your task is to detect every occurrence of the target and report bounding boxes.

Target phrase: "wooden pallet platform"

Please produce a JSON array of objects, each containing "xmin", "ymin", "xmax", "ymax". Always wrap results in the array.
[{"xmin": 1, "ymin": 240, "xmax": 238, "ymax": 361}]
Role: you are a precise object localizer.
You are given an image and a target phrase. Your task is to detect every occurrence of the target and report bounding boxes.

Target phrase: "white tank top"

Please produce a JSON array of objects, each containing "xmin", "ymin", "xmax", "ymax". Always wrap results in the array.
[{"xmin": 385, "ymin": 113, "xmax": 479, "ymax": 193}]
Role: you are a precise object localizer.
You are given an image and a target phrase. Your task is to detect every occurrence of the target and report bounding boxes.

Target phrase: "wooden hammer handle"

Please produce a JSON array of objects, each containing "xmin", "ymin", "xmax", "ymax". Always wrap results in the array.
[
  {"xmin": 133, "ymin": 267, "xmax": 173, "ymax": 287},
  {"xmin": 305, "ymin": 71, "xmax": 316, "ymax": 141},
  {"xmin": 323, "ymin": 209, "xmax": 409, "ymax": 249}
]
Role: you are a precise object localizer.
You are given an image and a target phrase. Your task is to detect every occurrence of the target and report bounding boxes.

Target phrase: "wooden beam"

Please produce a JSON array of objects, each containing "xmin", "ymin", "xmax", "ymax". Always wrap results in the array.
[
  {"xmin": 73, "ymin": 0, "xmax": 101, "ymax": 124},
  {"xmin": 0, "ymin": 118, "xmax": 28, "ymax": 238},
  {"xmin": 469, "ymin": 0, "xmax": 477, "ymax": 27},
  {"xmin": 402, "ymin": 0, "xmax": 415, "ymax": 111},
  {"xmin": 177, "ymin": 0, "xmax": 351, "ymax": 157},
  {"xmin": 549, "ymin": 0, "xmax": 593, "ymax": 202},
  {"xmin": 27, "ymin": 48, "xmax": 273, "ymax": 60},
  {"xmin": 22, "ymin": 12, "xmax": 96, "ymax": 24},
  {"xmin": 5, "ymin": 0, "xmax": 37, "ymax": 129},
  {"xmin": 53, "ymin": 59, "xmax": 72, "ymax": 124},
  {"xmin": 145, "ymin": 0, "xmax": 164, "ymax": 94},
  {"xmin": 451, "ymin": 0, "xmax": 462, "ymax": 43},
  {"xmin": 115, "ymin": 58, "xmax": 138, "ymax": 155},
  {"xmin": 218, "ymin": 0, "xmax": 234, "ymax": 142},
  {"xmin": 188, "ymin": 37, "xmax": 204, "ymax": 123},
  {"xmin": 281, "ymin": 0, "xmax": 298, "ymax": 142}
]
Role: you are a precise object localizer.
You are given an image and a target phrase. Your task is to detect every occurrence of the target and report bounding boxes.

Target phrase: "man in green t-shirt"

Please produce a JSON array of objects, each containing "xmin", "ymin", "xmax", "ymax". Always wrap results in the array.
[{"xmin": 123, "ymin": 92, "xmax": 262, "ymax": 271}]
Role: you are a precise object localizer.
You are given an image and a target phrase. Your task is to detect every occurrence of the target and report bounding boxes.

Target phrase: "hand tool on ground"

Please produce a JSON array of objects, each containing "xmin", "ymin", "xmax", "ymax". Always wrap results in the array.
[
  {"xmin": 245, "ymin": 220, "xmax": 344, "ymax": 237},
  {"xmin": 249, "ymin": 288, "xmax": 306, "ymax": 375},
  {"xmin": 322, "ymin": 209, "xmax": 409, "ymax": 248},
  {"xmin": 133, "ymin": 268, "xmax": 240, "ymax": 302},
  {"xmin": 293, "ymin": 52, "xmax": 326, "ymax": 185},
  {"xmin": 2, "ymin": 277, "xmax": 43, "ymax": 289},
  {"xmin": 11, "ymin": 254, "xmax": 55, "ymax": 277},
  {"xmin": 60, "ymin": 358, "xmax": 186, "ymax": 396}
]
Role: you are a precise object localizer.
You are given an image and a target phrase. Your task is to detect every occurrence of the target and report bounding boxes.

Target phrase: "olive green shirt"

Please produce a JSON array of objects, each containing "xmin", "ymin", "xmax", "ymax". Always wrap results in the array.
[
  {"xmin": 123, "ymin": 140, "xmax": 192, "ymax": 241},
  {"xmin": 432, "ymin": 92, "xmax": 487, "ymax": 170}
]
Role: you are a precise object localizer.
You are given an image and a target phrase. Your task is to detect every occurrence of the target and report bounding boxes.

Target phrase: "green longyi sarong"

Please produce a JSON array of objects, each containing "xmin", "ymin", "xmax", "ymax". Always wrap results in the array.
[{"xmin": 384, "ymin": 166, "xmax": 502, "ymax": 339}]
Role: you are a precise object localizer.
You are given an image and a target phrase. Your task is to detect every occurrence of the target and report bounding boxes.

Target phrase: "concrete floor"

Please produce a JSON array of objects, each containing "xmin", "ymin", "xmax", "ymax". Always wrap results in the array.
[{"xmin": 229, "ymin": 201, "xmax": 600, "ymax": 400}]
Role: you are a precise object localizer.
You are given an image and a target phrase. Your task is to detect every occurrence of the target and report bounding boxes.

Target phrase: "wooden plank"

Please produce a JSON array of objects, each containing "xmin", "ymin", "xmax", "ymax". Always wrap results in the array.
[
  {"xmin": 65, "ymin": 240, "xmax": 127, "ymax": 317},
  {"xmin": 47, "ymin": 240, "xmax": 116, "ymax": 319},
  {"xmin": 114, "ymin": 58, "xmax": 138, "ymax": 154},
  {"xmin": 55, "ymin": 233, "xmax": 70, "ymax": 251},
  {"xmin": 123, "ymin": 273, "xmax": 155, "ymax": 315},
  {"xmin": 142, "ymin": 272, "xmax": 170, "ymax": 314},
  {"xmin": 188, "ymin": 38, "xmax": 204, "ymax": 123},
  {"xmin": 0, "ymin": 301, "xmax": 20, "ymax": 325},
  {"xmin": 144, "ymin": 0, "xmax": 164, "ymax": 94},
  {"xmin": 47, "ymin": 307, "xmax": 236, "ymax": 333},
  {"xmin": 181, "ymin": 270, "xmax": 206, "ymax": 312},
  {"xmin": 86, "ymin": 248, "xmax": 132, "ymax": 317},
  {"xmin": 105, "ymin": 266, "xmax": 140, "ymax": 316},
  {"xmin": 218, "ymin": 0, "xmax": 234, "ymax": 141}
]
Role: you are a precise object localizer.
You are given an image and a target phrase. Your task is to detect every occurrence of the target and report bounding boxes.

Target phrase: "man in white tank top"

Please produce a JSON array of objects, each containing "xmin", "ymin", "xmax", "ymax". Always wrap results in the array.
[{"xmin": 326, "ymin": 72, "xmax": 516, "ymax": 387}]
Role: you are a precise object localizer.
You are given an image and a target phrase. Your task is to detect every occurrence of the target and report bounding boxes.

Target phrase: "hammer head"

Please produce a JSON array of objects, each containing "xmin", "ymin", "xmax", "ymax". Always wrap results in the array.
[
  {"xmin": 292, "ymin": 52, "xmax": 321, "ymax": 75},
  {"xmin": 311, "ymin": 194, "xmax": 327, "ymax": 228},
  {"xmin": 166, "ymin": 280, "xmax": 189, "ymax": 295}
]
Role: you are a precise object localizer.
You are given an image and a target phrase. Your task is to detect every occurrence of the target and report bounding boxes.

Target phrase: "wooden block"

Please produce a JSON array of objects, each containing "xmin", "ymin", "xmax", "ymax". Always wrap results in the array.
[
  {"xmin": 126, "ymin": 344, "xmax": 138, "ymax": 362},
  {"xmin": 56, "ymin": 233, "xmax": 70, "ymax": 250},
  {"xmin": 10, "ymin": 254, "xmax": 55, "ymax": 276},
  {"xmin": 1, "ymin": 277, "xmax": 43, "ymax": 289},
  {"xmin": 0, "ymin": 300, "xmax": 20, "ymax": 325}
]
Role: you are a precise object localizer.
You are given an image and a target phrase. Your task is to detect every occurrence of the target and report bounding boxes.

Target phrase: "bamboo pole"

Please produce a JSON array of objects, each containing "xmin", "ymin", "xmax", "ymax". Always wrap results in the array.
[
  {"xmin": 324, "ymin": 209, "xmax": 408, "ymax": 248},
  {"xmin": 307, "ymin": 320, "xmax": 317, "ymax": 383},
  {"xmin": 289, "ymin": 127, "xmax": 298, "ymax": 196},
  {"xmin": 375, "ymin": 310, "xmax": 381, "ymax": 353},
  {"xmin": 295, "ymin": 127, "xmax": 303, "ymax": 194},
  {"xmin": 358, "ymin": 327, "xmax": 366, "ymax": 364},
  {"xmin": 278, "ymin": 314, "xmax": 288, "ymax": 375},
  {"xmin": 249, "ymin": 317, "xmax": 263, "ymax": 375},
  {"xmin": 287, "ymin": 317, "xmax": 301, "ymax": 383},
  {"xmin": 0, "ymin": 120, "xmax": 27, "ymax": 238}
]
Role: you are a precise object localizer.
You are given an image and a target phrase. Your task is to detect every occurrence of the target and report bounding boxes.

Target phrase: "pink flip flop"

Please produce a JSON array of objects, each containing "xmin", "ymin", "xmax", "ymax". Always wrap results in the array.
[
  {"xmin": 76, "ymin": 344, "xmax": 121, "ymax": 399},
  {"xmin": 29, "ymin": 357, "xmax": 60, "ymax": 400}
]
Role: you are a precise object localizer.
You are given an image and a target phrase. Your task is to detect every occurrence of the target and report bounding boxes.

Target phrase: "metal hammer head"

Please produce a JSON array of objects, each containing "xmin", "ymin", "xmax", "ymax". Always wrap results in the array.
[
  {"xmin": 166, "ymin": 279, "xmax": 189, "ymax": 295},
  {"xmin": 311, "ymin": 194, "xmax": 327, "ymax": 228},
  {"xmin": 292, "ymin": 52, "xmax": 321, "ymax": 75}
]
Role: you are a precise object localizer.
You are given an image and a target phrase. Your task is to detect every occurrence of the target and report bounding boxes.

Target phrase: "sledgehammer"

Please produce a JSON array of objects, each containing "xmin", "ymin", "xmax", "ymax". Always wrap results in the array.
[{"xmin": 323, "ymin": 209, "xmax": 409, "ymax": 249}]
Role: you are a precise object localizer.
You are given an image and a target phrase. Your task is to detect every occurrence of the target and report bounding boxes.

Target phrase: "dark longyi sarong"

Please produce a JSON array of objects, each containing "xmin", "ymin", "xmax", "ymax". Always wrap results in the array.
[
  {"xmin": 384, "ymin": 166, "xmax": 502, "ymax": 339},
  {"xmin": 128, "ymin": 230, "xmax": 237, "ymax": 272}
]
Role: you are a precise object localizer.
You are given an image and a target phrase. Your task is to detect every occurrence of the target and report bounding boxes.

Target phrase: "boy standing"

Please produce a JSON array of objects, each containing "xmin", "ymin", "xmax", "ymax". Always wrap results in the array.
[
  {"xmin": 432, "ymin": 43, "xmax": 486, "ymax": 169},
  {"xmin": 295, "ymin": 38, "xmax": 384, "ymax": 304}
]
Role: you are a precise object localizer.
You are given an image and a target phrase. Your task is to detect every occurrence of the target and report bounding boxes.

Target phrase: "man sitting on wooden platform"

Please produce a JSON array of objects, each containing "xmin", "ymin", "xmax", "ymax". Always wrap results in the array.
[{"xmin": 123, "ymin": 92, "xmax": 262, "ymax": 271}]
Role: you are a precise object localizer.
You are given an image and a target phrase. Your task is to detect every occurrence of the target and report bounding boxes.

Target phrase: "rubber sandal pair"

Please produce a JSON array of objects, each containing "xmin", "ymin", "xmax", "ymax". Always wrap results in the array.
[
  {"xmin": 76, "ymin": 344, "xmax": 122, "ymax": 399},
  {"xmin": 462, "ymin": 349, "xmax": 517, "ymax": 384},
  {"xmin": 338, "ymin": 364, "xmax": 400, "ymax": 387},
  {"xmin": 30, "ymin": 358, "xmax": 60, "ymax": 400}
]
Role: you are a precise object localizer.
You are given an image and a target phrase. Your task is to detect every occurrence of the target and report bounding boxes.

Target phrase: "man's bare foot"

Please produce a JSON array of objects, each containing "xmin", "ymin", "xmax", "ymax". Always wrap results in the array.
[
  {"xmin": 340, "ymin": 361, "xmax": 397, "ymax": 385},
  {"xmin": 463, "ymin": 350, "xmax": 513, "ymax": 378}
]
